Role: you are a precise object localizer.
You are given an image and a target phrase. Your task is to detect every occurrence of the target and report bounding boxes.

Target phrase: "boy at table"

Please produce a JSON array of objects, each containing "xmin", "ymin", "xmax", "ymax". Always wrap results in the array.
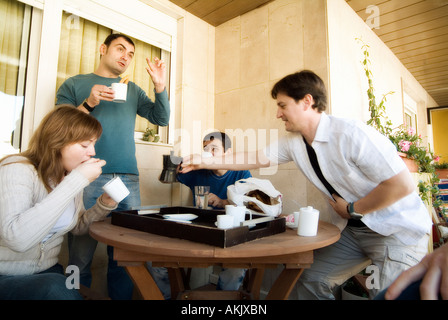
[
  {"xmin": 177, "ymin": 131, "xmax": 252, "ymax": 209},
  {"xmin": 148, "ymin": 132, "xmax": 251, "ymax": 298}
]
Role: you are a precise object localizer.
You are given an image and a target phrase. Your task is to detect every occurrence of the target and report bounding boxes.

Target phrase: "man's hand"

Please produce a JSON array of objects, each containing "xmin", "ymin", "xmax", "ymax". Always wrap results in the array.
[
  {"xmin": 385, "ymin": 243, "xmax": 448, "ymax": 300},
  {"xmin": 207, "ymin": 193, "xmax": 229, "ymax": 209},
  {"xmin": 86, "ymin": 85, "xmax": 115, "ymax": 107},
  {"xmin": 146, "ymin": 57, "xmax": 166, "ymax": 93},
  {"xmin": 328, "ymin": 194, "xmax": 350, "ymax": 219},
  {"xmin": 179, "ymin": 154, "xmax": 205, "ymax": 174}
]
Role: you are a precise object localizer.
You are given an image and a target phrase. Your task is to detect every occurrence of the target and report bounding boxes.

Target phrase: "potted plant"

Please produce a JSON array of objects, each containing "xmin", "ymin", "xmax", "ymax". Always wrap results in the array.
[
  {"xmin": 434, "ymin": 162, "xmax": 448, "ymax": 180},
  {"xmin": 358, "ymin": 38, "xmax": 442, "ymax": 212},
  {"xmin": 142, "ymin": 127, "xmax": 160, "ymax": 143},
  {"xmin": 388, "ymin": 125, "xmax": 439, "ymax": 174}
]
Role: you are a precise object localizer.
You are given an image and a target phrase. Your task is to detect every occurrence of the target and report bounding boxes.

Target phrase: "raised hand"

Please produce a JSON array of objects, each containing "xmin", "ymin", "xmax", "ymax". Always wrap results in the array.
[{"xmin": 146, "ymin": 57, "xmax": 166, "ymax": 93}]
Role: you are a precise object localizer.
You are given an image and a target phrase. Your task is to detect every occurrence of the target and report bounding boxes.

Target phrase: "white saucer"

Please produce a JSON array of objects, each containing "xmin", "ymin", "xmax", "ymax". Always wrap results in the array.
[
  {"xmin": 163, "ymin": 214, "xmax": 198, "ymax": 221},
  {"xmin": 286, "ymin": 222, "xmax": 297, "ymax": 229}
]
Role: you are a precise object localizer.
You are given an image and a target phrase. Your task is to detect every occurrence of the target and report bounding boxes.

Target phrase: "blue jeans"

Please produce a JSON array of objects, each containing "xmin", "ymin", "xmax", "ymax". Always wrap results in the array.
[
  {"xmin": 68, "ymin": 173, "xmax": 141, "ymax": 300},
  {"xmin": 0, "ymin": 264, "xmax": 83, "ymax": 300},
  {"xmin": 217, "ymin": 268, "xmax": 247, "ymax": 291}
]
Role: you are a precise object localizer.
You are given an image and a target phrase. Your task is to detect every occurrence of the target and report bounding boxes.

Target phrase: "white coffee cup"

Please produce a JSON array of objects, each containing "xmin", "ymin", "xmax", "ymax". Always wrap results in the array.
[
  {"xmin": 225, "ymin": 205, "xmax": 248, "ymax": 227},
  {"xmin": 217, "ymin": 215, "xmax": 234, "ymax": 229},
  {"xmin": 102, "ymin": 176, "xmax": 130, "ymax": 203},
  {"xmin": 202, "ymin": 151, "xmax": 213, "ymax": 158},
  {"xmin": 111, "ymin": 82, "xmax": 127, "ymax": 103},
  {"xmin": 293, "ymin": 211, "xmax": 300, "ymax": 228},
  {"xmin": 297, "ymin": 206, "xmax": 319, "ymax": 237}
]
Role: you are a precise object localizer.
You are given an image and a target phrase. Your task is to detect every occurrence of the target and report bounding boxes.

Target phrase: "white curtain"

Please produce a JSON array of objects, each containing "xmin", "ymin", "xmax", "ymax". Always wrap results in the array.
[
  {"xmin": 0, "ymin": 0, "xmax": 27, "ymax": 156},
  {"xmin": 0, "ymin": 0, "xmax": 24, "ymax": 95}
]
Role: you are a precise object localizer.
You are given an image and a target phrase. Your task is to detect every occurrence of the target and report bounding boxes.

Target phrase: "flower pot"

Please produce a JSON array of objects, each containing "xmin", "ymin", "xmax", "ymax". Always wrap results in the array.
[
  {"xmin": 435, "ymin": 169, "xmax": 448, "ymax": 180},
  {"xmin": 398, "ymin": 152, "xmax": 418, "ymax": 173}
]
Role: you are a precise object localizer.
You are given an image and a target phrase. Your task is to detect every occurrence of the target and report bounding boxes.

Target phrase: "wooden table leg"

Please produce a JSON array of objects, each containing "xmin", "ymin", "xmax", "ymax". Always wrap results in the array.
[
  {"xmin": 124, "ymin": 264, "xmax": 165, "ymax": 300},
  {"xmin": 167, "ymin": 268, "xmax": 185, "ymax": 299},
  {"xmin": 245, "ymin": 268, "xmax": 265, "ymax": 300},
  {"xmin": 265, "ymin": 268, "xmax": 304, "ymax": 300}
]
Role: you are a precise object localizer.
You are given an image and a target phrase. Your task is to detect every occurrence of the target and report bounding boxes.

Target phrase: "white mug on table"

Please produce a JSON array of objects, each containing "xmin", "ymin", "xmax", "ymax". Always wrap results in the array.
[
  {"xmin": 297, "ymin": 206, "xmax": 319, "ymax": 237},
  {"xmin": 225, "ymin": 205, "xmax": 251, "ymax": 227},
  {"xmin": 217, "ymin": 215, "xmax": 234, "ymax": 229}
]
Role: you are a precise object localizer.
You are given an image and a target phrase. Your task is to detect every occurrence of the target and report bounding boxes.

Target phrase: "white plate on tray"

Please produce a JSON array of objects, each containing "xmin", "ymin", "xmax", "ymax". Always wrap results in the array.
[{"xmin": 163, "ymin": 214, "xmax": 198, "ymax": 221}]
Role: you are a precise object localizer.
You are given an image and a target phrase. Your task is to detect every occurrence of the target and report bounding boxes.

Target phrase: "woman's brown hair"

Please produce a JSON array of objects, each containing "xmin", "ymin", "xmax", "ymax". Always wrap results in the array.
[{"xmin": 1, "ymin": 105, "xmax": 102, "ymax": 191}]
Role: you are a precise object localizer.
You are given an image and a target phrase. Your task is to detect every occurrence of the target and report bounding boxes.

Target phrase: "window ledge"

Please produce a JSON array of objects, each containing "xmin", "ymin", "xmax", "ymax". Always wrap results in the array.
[{"xmin": 134, "ymin": 138, "xmax": 171, "ymax": 147}]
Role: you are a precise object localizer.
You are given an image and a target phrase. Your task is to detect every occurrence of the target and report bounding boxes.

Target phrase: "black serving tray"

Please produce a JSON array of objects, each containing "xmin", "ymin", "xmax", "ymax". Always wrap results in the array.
[{"xmin": 111, "ymin": 206, "xmax": 285, "ymax": 248}]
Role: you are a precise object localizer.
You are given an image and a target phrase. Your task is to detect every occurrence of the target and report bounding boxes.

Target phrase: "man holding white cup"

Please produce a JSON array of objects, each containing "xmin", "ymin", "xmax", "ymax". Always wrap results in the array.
[{"xmin": 56, "ymin": 33, "xmax": 170, "ymax": 300}]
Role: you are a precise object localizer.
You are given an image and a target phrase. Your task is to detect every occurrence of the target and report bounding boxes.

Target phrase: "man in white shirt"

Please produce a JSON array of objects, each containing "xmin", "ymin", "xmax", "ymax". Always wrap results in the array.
[{"xmin": 181, "ymin": 70, "xmax": 432, "ymax": 299}]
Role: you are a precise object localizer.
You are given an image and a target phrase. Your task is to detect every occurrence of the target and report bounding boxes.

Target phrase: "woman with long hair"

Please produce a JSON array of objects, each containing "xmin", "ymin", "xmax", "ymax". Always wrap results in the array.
[{"xmin": 0, "ymin": 106, "xmax": 117, "ymax": 300}]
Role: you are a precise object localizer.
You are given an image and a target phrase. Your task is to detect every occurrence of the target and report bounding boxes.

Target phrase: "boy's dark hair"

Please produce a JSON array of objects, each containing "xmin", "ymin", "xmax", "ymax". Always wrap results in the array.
[
  {"xmin": 271, "ymin": 70, "xmax": 327, "ymax": 112},
  {"xmin": 103, "ymin": 33, "xmax": 135, "ymax": 48},
  {"xmin": 203, "ymin": 132, "xmax": 232, "ymax": 151}
]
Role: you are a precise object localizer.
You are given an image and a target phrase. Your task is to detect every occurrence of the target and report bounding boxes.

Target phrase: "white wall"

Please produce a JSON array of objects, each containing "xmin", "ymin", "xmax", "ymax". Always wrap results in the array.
[{"xmin": 327, "ymin": 0, "xmax": 438, "ymax": 142}]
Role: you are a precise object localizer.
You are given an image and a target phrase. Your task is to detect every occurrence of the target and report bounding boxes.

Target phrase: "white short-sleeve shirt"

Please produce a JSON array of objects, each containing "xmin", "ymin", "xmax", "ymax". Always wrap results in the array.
[{"xmin": 264, "ymin": 112, "xmax": 431, "ymax": 245}]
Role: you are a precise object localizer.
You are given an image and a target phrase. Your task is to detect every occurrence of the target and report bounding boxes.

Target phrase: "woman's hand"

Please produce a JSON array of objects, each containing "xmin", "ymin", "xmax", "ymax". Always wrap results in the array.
[
  {"xmin": 99, "ymin": 192, "xmax": 117, "ymax": 207},
  {"xmin": 76, "ymin": 158, "xmax": 106, "ymax": 182}
]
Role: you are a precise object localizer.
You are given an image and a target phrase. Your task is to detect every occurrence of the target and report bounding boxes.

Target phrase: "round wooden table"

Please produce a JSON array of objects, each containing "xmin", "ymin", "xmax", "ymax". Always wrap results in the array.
[{"xmin": 89, "ymin": 218, "xmax": 340, "ymax": 300}]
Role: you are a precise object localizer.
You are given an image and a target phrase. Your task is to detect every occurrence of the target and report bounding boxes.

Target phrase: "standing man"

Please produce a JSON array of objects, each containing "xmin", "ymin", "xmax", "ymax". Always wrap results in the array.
[
  {"xmin": 56, "ymin": 33, "xmax": 170, "ymax": 300},
  {"xmin": 181, "ymin": 70, "xmax": 432, "ymax": 299}
]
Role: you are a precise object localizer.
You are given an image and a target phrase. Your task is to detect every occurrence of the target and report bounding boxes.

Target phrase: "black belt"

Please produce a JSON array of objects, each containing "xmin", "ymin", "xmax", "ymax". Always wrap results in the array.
[{"xmin": 347, "ymin": 219, "xmax": 367, "ymax": 228}]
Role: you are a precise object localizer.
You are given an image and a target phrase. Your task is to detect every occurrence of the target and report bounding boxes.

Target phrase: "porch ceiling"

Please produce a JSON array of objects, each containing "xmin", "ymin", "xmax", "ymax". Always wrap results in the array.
[{"xmin": 169, "ymin": 0, "xmax": 448, "ymax": 106}]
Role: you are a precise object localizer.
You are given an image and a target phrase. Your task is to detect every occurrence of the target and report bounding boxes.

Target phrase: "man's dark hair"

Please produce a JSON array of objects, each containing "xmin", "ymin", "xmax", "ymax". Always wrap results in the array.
[
  {"xmin": 271, "ymin": 70, "xmax": 327, "ymax": 112},
  {"xmin": 103, "ymin": 33, "xmax": 135, "ymax": 48},
  {"xmin": 203, "ymin": 132, "xmax": 232, "ymax": 152}
]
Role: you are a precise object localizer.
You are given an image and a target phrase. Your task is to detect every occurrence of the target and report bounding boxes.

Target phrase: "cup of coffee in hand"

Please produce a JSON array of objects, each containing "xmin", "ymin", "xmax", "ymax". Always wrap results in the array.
[
  {"xmin": 111, "ymin": 82, "xmax": 127, "ymax": 103},
  {"xmin": 110, "ymin": 75, "xmax": 129, "ymax": 103}
]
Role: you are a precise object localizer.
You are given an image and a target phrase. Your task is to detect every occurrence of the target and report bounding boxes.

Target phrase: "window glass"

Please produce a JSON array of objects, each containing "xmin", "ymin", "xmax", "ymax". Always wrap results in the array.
[
  {"xmin": 403, "ymin": 92, "xmax": 417, "ymax": 131},
  {"xmin": 0, "ymin": 0, "xmax": 31, "ymax": 157}
]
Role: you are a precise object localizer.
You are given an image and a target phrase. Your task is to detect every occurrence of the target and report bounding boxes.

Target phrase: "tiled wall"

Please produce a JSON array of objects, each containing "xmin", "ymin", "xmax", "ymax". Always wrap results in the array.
[{"xmin": 214, "ymin": 0, "xmax": 332, "ymax": 220}]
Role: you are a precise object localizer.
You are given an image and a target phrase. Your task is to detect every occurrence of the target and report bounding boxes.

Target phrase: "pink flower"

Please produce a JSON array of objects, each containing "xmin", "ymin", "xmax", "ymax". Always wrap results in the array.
[
  {"xmin": 398, "ymin": 140, "xmax": 411, "ymax": 152},
  {"xmin": 434, "ymin": 155, "xmax": 440, "ymax": 162},
  {"xmin": 407, "ymin": 127, "xmax": 416, "ymax": 136}
]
